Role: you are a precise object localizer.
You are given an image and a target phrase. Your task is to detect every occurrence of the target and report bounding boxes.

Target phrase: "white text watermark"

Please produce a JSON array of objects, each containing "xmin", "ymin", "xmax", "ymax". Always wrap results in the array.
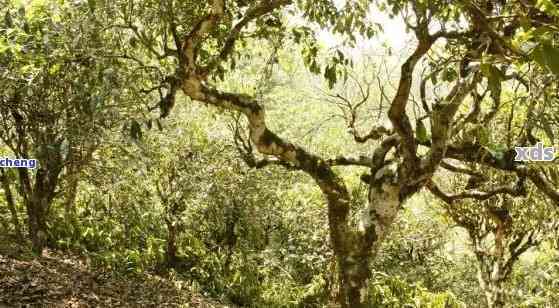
[{"xmin": 514, "ymin": 142, "xmax": 556, "ymax": 162}]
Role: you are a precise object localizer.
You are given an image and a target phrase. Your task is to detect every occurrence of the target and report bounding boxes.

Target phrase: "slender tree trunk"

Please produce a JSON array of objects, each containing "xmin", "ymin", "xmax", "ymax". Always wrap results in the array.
[
  {"xmin": 165, "ymin": 200, "xmax": 184, "ymax": 268},
  {"xmin": 166, "ymin": 218, "xmax": 178, "ymax": 267},
  {"xmin": 26, "ymin": 196, "xmax": 49, "ymax": 254},
  {"xmin": 63, "ymin": 174, "xmax": 79, "ymax": 239},
  {"xmin": 468, "ymin": 227, "xmax": 538, "ymax": 308},
  {"xmin": 0, "ymin": 170, "xmax": 23, "ymax": 241},
  {"xmin": 24, "ymin": 175, "xmax": 58, "ymax": 254}
]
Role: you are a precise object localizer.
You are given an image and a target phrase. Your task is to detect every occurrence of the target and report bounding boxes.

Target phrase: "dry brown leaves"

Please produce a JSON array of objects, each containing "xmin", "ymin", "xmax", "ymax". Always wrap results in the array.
[{"xmin": 0, "ymin": 249, "xmax": 230, "ymax": 308}]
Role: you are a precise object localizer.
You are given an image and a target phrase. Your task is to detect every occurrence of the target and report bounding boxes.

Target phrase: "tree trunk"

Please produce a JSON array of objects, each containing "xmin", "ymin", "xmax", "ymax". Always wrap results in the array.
[
  {"xmin": 25, "ymin": 196, "xmax": 49, "ymax": 254},
  {"xmin": 166, "ymin": 218, "xmax": 178, "ymax": 267},
  {"xmin": 478, "ymin": 264, "xmax": 506, "ymax": 308},
  {"xmin": 328, "ymin": 181, "xmax": 401, "ymax": 308},
  {"xmin": 484, "ymin": 283, "xmax": 505, "ymax": 308},
  {"xmin": 475, "ymin": 239, "xmax": 508, "ymax": 308},
  {"xmin": 473, "ymin": 204, "xmax": 517, "ymax": 308},
  {"xmin": 63, "ymin": 174, "xmax": 79, "ymax": 240},
  {"xmin": 338, "ymin": 252, "xmax": 372, "ymax": 308},
  {"xmin": 165, "ymin": 199, "xmax": 186, "ymax": 268},
  {"xmin": 0, "ymin": 170, "xmax": 23, "ymax": 241}
]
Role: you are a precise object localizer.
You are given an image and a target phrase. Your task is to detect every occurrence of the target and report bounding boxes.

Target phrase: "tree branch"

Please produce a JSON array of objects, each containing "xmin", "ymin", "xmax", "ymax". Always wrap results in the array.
[
  {"xmin": 388, "ymin": 33, "xmax": 435, "ymax": 168},
  {"xmin": 180, "ymin": 0, "xmax": 226, "ymax": 72},
  {"xmin": 203, "ymin": 0, "xmax": 292, "ymax": 73},
  {"xmin": 326, "ymin": 155, "xmax": 373, "ymax": 167},
  {"xmin": 518, "ymin": 166, "xmax": 559, "ymax": 205},
  {"xmin": 423, "ymin": 72, "xmax": 482, "ymax": 175},
  {"xmin": 440, "ymin": 160, "xmax": 486, "ymax": 178},
  {"xmin": 427, "ymin": 179, "xmax": 526, "ymax": 204}
]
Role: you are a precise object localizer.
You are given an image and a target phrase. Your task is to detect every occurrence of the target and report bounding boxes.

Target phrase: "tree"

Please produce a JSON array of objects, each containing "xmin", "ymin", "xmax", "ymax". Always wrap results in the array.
[
  {"xmin": 0, "ymin": 1, "xmax": 129, "ymax": 253},
  {"xmin": 436, "ymin": 169, "xmax": 558, "ymax": 307},
  {"xmin": 86, "ymin": 0, "xmax": 559, "ymax": 306}
]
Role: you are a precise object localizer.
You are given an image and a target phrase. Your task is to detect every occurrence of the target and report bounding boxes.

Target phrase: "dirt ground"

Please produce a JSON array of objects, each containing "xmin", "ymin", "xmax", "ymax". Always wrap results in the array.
[{"xmin": 0, "ymin": 239, "xmax": 231, "ymax": 308}]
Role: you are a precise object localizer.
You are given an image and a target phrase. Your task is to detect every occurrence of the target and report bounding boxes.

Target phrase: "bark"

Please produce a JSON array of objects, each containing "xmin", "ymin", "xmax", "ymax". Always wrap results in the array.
[
  {"xmin": 161, "ymin": 196, "xmax": 180, "ymax": 268},
  {"xmin": 442, "ymin": 144, "xmax": 559, "ymax": 205},
  {"xmin": 476, "ymin": 256, "xmax": 506, "ymax": 308},
  {"xmin": 473, "ymin": 222, "xmax": 507, "ymax": 308},
  {"xmin": 156, "ymin": 173, "xmax": 182, "ymax": 269},
  {"xmin": 521, "ymin": 167, "xmax": 559, "ymax": 205},
  {"xmin": 319, "ymin": 173, "xmax": 364, "ymax": 307},
  {"xmin": 19, "ymin": 165, "xmax": 61, "ymax": 254},
  {"xmin": 388, "ymin": 35, "xmax": 433, "ymax": 166},
  {"xmin": 25, "ymin": 196, "xmax": 49, "ymax": 254},
  {"xmin": 472, "ymin": 211, "xmax": 510, "ymax": 308},
  {"xmin": 166, "ymin": 218, "xmax": 178, "ymax": 267},
  {"xmin": 475, "ymin": 234, "xmax": 537, "ymax": 308},
  {"xmin": 336, "ymin": 182, "xmax": 401, "ymax": 308}
]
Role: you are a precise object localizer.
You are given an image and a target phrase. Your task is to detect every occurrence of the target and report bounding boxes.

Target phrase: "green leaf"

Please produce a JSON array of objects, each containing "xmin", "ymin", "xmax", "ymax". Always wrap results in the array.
[
  {"xmin": 441, "ymin": 68, "xmax": 457, "ymax": 82},
  {"xmin": 537, "ymin": 0, "xmax": 559, "ymax": 17},
  {"xmin": 476, "ymin": 125, "xmax": 490, "ymax": 145},
  {"xmin": 532, "ymin": 43, "xmax": 559, "ymax": 76},
  {"xmin": 541, "ymin": 43, "xmax": 559, "ymax": 75},
  {"xmin": 48, "ymin": 63, "xmax": 61, "ymax": 75},
  {"xmin": 415, "ymin": 119, "xmax": 429, "ymax": 143},
  {"xmin": 484, "ymin": 144, "xmax": 507, "ymax": 161},
  {"xmin": 0, "ymin": 38, "xmax": 9, "ymax": 54},
  {"xmin": 479, "ymin": 63, "xmax": 491, "ymax": 77}
]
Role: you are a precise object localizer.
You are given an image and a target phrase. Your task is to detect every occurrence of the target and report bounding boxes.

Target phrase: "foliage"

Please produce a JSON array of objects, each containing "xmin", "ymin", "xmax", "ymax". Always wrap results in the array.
[
  {"xmin": 1, "ymin": 0, "xmax": 559, "ymax": 307},
  {"xmin": 368, "ymin": 271, "xmax": 465, "ymax": 308}
]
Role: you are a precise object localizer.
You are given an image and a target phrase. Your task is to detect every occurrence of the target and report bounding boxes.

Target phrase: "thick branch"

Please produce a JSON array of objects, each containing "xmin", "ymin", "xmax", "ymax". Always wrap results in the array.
[
  {"xmin": 351, "ymin": 125, "xmax": 391, "ymax": 143},
  {"xmin": 440, "ymin": 142, "xmax": 559, "ymax": 205},
  {"xmin": 388, "ymin": 34, "xmax": 434, "ymax": 167},
  {"xmin": 180, "ymin": 0, "xmax": 226, "ymax": 71},
  {"xmin": 440, "ymin": 160, "xmax": 486, "ymax": 178},
  {"xmin": 518, "ymin": 166, "xmax": 559, "ymax": 205},
  {"xmin": 424, "ymin": 72, "xmax": 482, "ymax": 174},
  {"xmin": 427, "ymin": 179, "xmax": 525, "ymax": 204},
  {"xmin": 204, "ymin": 0, "xmax": 291, "ymax": 72},
  {"xmin": 444, "ymin": 142, "xmax": 519, "ymax": 171},
  {"xmin": 326, "ymin": 155, "xmax": 373, "ymax": 167}
]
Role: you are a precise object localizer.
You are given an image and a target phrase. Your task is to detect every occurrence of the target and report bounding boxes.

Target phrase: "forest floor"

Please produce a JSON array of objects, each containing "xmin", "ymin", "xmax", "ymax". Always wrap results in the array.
[{"xmin": 0, "ymin": 237, "xmax": 231, "ymax": 308}]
